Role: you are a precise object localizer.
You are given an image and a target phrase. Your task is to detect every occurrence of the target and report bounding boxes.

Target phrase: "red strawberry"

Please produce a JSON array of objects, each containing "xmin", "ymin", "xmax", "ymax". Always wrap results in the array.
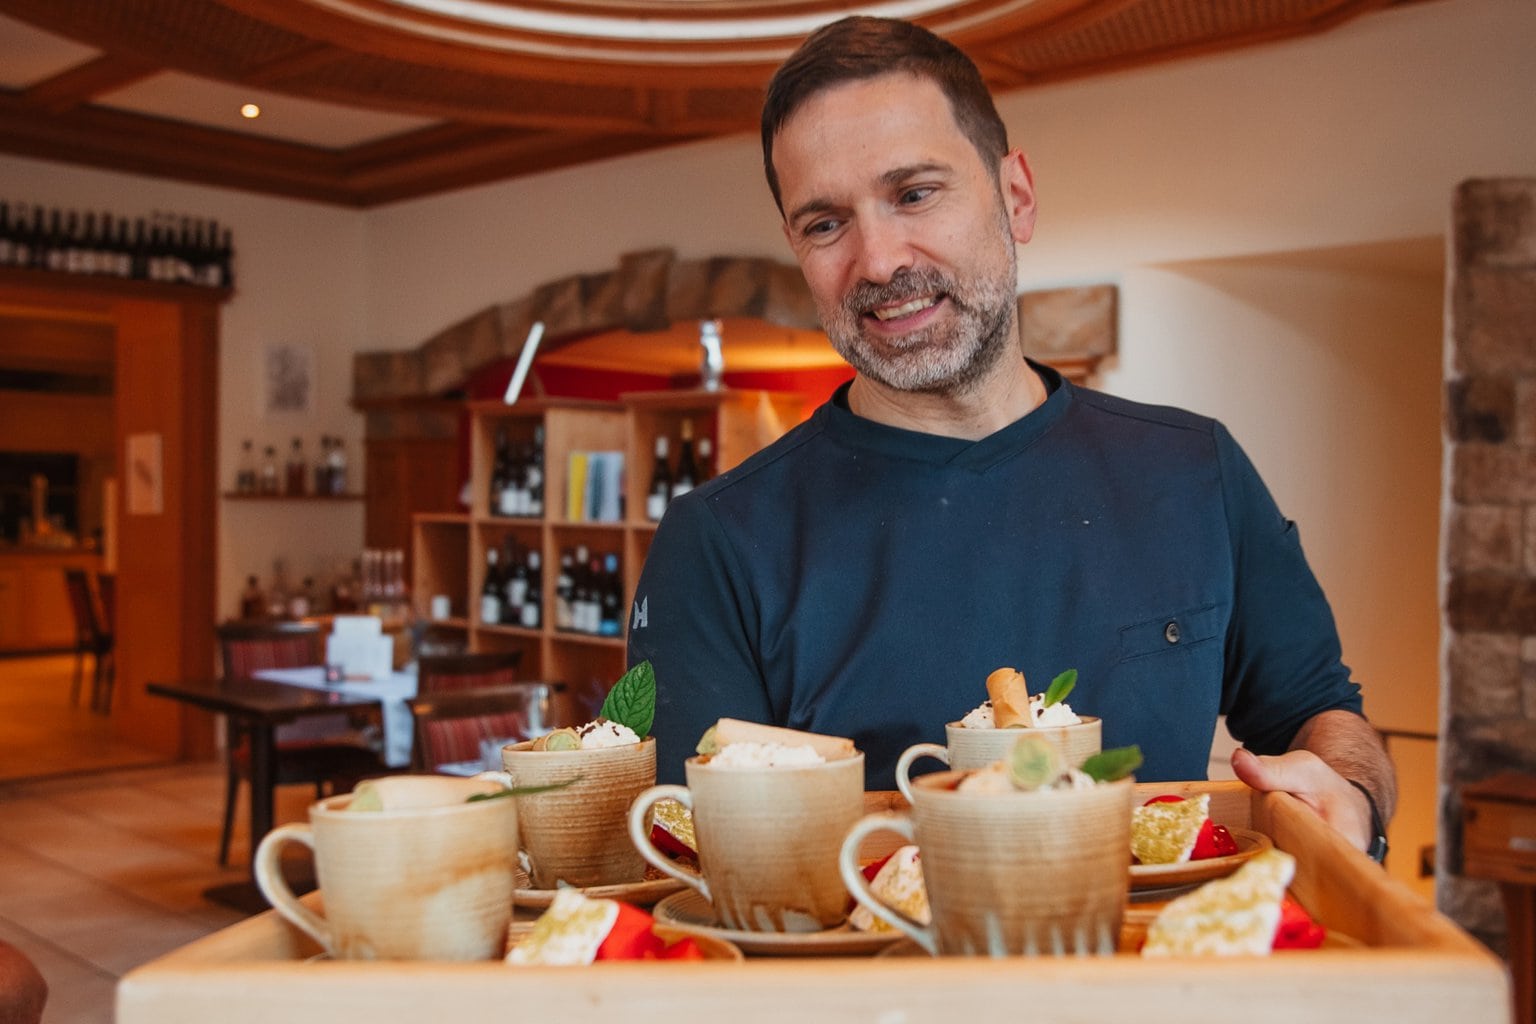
[
  {"xmin": 594, "ymin": 901, "xmax": 705, "ymax": 961},
  {"xmin": 1143, "ymin": 795, "xmax": 1238, "ymax": 860},
  {"xmin": 1272, "ymin": 894, "xmax": 1326, "ymax": 949}
]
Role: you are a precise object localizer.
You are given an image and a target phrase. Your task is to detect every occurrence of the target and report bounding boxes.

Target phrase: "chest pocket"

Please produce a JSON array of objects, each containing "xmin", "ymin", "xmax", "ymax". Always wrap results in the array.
[{"xmin": 1118, "ymin": 604, "xmax": 1224, "ymax": 662}]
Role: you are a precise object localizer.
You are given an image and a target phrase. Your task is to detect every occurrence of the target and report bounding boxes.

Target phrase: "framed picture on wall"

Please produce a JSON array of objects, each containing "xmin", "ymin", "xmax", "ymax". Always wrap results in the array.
[{"xmin": 264, "ymin": 343, "xmax": 315, "ymax": 415}]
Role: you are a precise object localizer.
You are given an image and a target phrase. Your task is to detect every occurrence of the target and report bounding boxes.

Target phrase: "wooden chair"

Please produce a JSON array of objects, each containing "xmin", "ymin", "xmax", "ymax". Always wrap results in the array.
[
  {"xmin": 214, "ymin": 620, "xmax": 384, "ymax": 866},
  {"xmin": 406, "ymin": 682, "xmax": 564, "ymax": 774},
  {"xmin": 416, "ymin": 650, "xmax": 522, "ymax": 694},
  {"xmin": 63, "ymin": 568, "xmax": 113, "ymax": 713}
]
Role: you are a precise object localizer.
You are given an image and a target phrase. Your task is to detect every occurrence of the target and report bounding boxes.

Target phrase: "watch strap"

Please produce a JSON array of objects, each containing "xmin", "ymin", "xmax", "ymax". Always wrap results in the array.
[{"xmin": 1345, "ymin": 779, "xmax": 1389, "ymax": 863}]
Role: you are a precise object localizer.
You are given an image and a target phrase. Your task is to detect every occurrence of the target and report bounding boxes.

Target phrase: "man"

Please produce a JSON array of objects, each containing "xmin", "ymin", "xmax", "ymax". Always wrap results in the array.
[{"xmin": 629, "ymin": 16, "xmax": 1395, "ymax": 857}]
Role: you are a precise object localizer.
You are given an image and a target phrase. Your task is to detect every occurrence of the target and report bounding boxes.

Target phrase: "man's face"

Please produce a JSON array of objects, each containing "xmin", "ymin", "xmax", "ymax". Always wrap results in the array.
[{"xmin": 772, "ymin": 73, "xmax": 1034, "ymax": 396}]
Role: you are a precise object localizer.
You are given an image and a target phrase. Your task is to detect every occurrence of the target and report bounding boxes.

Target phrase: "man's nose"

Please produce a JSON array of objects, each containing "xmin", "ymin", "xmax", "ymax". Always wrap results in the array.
[{"xmin": 851, "ymin": 215, "xmax": 914, "ymax": 285}]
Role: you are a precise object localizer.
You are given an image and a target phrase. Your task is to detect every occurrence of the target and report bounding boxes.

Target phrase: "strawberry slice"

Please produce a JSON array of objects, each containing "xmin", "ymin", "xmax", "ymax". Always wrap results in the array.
[
  {"xmin": 1272, "ymin": 894, "xmax": 1326, "ymax": 949},
  {"xmin": 649, "ymin": 822, "xmax": 696, "ymax": 862},
  {"xmin": 594, "ymin": 901, "xmax": 705, "ymax": 961}
]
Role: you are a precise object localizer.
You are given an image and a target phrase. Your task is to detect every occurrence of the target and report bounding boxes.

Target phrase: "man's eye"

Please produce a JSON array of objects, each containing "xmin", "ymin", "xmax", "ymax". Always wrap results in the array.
[
  {"xmin": 802, "ymin": 218, "xmax": 840, "ymax": 238},
  {"xmin": 898, "ymin": 186, "xmax": 936, "ymax": 205}
]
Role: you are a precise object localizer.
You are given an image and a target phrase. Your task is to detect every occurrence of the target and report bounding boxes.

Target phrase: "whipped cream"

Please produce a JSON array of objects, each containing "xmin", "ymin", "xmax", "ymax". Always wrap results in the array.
[
  {"xmin": 958, "ymin": 695, "xmax": 1082, "ymax": 728},
  {"xmin": 956, "ymin": 761, "xmax": 1096, "ymax": 794},
  {"xmin": 577, "ymin": 720, "xmax": 640, "ymax": 748},
  {"xmin": 709, "ymin": 741, "xmax": 825, "ymax": 769}
]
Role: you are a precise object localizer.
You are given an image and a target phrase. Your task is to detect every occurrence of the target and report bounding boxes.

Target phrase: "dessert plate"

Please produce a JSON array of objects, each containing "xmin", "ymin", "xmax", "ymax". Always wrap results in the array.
[
  {"xmin": 513, "ymin": 875, "xmax": 686, "ymax": 909},
  {"xmin": 1129, "ymin": 826, "xmax": 1272, "ymax": 890},
  {"xmin": 652, "ymin": 890, "xmax": 903, "ymax": 957}
]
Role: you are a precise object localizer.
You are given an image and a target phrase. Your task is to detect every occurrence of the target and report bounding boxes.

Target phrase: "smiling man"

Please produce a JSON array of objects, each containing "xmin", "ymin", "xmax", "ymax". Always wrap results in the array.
[{"xmin": 629, "ymin": 16, "xmax": 1395, "ymax": 859}]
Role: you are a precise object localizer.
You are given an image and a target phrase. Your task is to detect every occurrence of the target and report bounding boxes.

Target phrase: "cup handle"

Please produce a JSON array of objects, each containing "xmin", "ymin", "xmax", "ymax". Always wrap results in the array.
[
  {"xmin": 839, "ymin": 812, "xmax": 936, "ymax": 955},
  {"xmin": 254, "ymin": 823, "xmax": 331, "ymax": 955},
  {"xmin": 627, "ymin": 785, "xmax": 710, "ymax": 904},
  {"xmin": 895, "ymin": 743, "xmax": 949, "ymax": 804}
]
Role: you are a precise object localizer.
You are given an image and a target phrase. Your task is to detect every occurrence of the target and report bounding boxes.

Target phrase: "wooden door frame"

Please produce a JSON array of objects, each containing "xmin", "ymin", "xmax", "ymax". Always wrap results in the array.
[{"xmin": 0, "ymin": 269, "xmax": 223, "ymax": 759}]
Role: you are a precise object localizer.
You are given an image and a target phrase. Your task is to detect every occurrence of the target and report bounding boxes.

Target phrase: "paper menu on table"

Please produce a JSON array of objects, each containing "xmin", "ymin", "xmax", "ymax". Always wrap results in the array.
[{"xmin": 325, "ymin": 615, "xmax": 393, "ymax": 679}]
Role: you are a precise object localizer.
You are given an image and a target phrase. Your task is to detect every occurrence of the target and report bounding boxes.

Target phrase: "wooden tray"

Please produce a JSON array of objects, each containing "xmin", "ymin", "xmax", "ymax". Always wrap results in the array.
[{"xmin": 117, "ymin": 782, "xmax": 1510, "ymax": 1024}]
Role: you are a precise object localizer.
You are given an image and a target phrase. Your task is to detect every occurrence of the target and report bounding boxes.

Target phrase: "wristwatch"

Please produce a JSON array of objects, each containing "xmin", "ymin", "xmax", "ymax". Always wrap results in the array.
[{"xmin": 1345, "ymin": 779, "xmax": 1389, "ymax": 863}]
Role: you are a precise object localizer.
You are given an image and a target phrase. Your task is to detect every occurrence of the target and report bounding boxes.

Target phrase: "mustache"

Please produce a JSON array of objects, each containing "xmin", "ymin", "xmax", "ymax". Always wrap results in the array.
[{"xmin": 842, "ymin": 267, "xmax": 953, "ymax": 317}]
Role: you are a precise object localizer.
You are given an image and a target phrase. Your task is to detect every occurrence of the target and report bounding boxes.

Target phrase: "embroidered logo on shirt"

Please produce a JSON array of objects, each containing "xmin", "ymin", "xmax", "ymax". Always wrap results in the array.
[{"xmin": 631, "ymin": 595, "xmax": 648, "ymax": 630}]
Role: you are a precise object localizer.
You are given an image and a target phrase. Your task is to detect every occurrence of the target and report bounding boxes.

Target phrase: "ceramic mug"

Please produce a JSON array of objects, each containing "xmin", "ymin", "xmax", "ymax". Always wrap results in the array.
[
  {"xmin": 894, "ymin": 717, "xmax": 1102, "ymax": 802},
  {"xmin": 629, "ymin": 753, "xmax": 865, "ymax": 932},
  {"xmin": 254, "ymin": 775, "xmax": 518, "ymax": 961},
  {"xmin": 842, "ymin": 770, "xmax": 1132, "ymax": 957},
  {"xmin": 502, "ymin": 736, "xmax": 656, "ymax": 888}
]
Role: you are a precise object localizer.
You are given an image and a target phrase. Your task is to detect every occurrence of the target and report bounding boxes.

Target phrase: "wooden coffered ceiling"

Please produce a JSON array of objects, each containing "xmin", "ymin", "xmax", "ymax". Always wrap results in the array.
[{"xmin": 0, "ymin": 0, "xmax": 1434, "ymax": 208}]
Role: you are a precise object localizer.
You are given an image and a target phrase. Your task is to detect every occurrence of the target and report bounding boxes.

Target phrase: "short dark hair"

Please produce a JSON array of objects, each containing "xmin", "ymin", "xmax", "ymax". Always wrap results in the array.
[{"xmin": 761, "ymin": 16, "xmax": 1009, "ymax": 214}]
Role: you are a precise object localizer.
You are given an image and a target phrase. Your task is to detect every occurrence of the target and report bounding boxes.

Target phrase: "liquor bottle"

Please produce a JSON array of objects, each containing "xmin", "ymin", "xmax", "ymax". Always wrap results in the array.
[
  {"xmin": 646, "ymin": 435, "xmax": 672, "ymax": 522},
  {"xmin": 285, "ymin": 438, "xmax": 307, "ymax": 496},
  {"xmin": 480, "ymin": 548, "xmax": 505, "ymax": 625},
  {"xmin": 288, "ymin": 577, "xmax": 315, "ymax": 619},
  {"xmin": 328, "ymin": 438, "xmax": 347, "ymax": 495},
  {"xmin": 504, "ymin": 540, "xmax": 527, "ymax": 624},
  {"xmin": 671, "ymin": 419, "xmax": 699, "ymax": 501},
  {"xmin": 554, "ymin": 548, "xmax": 575, "ymax": 630},
  {"xmin": 259, "ymin": 445, "xmax": 281, "ymax": 494},
  {"xmin": 507, "ymin": 437, "xmax": 529, "ymax": 516},
  {"xmin": 598, "ymin": 553, "xmax": 623, "ymax": 637},
  {"xmin": 527, "ymin": 424, "xmax": 545, "ymax": 516},
  {"xmin": 491, "ymin": 427, "xmax": 512, "ymax": 516},
  {"xmin": 314, "ymin": 436, "xmax": 332, "ymax": 496},
  {"xmin": 520, "ymin": 550, "xmax": 542, "ymax": 629},
  {"xmin": 239, "ymin": 575, "xmax": 266, "ymax": 620},
  {"xmin": 696, "ymin": 435, "xmax": 714, "ymax": 483},
  {"xmin": 571, "ymin": 545, "xmax": 594, "ymax": 633},
  {"xmin": 236, "ymin": 439, "xmax": 258, "ymax": 494}
]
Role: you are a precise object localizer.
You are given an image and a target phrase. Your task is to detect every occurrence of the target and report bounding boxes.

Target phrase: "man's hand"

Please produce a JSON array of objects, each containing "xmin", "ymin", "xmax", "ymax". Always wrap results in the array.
[
  {"xmin": 1229, "ymin": 708, "xmax": 1396, "ymax": 858},
  {"xmin": 1230, "ymin": 746, "xmax": 1374, "ymax": 851}
]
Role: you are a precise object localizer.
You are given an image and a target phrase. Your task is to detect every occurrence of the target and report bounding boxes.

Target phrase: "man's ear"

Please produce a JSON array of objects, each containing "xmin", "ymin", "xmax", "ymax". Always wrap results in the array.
[{"xmin": 1000, "ymin": 149, "xmax": 1037, "ymax": 245}]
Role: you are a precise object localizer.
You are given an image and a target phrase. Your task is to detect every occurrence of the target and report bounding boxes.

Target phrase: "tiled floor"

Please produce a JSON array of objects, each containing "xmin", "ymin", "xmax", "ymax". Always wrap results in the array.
[
  {"xmin": 0, "ymin": 657, "xmax": 318, "ymax": 1023},
  {"xmin": 0, "ymin": 655, "xmax": 167, "ymax": 782}
]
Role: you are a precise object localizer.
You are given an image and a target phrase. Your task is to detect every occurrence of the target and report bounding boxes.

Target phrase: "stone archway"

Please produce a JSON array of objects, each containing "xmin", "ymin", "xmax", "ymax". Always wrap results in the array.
[{"xmin": 351, "ymin": 249, "xmax": 819, "ymax": 406}]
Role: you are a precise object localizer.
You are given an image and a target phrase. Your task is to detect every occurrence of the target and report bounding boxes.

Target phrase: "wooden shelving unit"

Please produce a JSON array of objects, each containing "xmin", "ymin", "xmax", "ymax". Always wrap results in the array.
[{"xmin": 411, "ymin": 390, "xmax": 804, "ymax": 704}]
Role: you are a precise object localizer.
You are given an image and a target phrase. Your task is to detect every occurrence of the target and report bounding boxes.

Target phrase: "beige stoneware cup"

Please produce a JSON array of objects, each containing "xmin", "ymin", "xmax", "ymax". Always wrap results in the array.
[
  {"xmin": 628, "ymin": 753, "xmax": 865, "ymax": 932},
  {"xmin": 502, "ymin": 736, "xmax": 656, "ymax": 889},
  {"xmin": 254, "ymin": 774, "xmax": 518, "ymax": 961},
  {"xmin": 895, "ymin": 717, "xmax": 1102, "ymax": 802},
  {"xmin": 842, "ymin": 770, "xmax": 1132, "ymax": 957}
]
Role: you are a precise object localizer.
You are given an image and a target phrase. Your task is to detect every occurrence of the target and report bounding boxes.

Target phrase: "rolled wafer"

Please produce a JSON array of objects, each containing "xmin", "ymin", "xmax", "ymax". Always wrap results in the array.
[
  {"xmin": 709, "ymin": 718, "xmax": 858, "ymax": 761},
  {"xmin": 986, "ymin": 666, "xmax": 1033, "ymax": 728}
]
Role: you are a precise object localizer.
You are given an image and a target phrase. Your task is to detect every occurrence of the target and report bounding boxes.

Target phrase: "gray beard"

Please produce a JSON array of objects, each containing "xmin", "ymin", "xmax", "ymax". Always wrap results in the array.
[{"xmin": 822, "ymin": 243, "xmax": 1018, "ymax": 398}]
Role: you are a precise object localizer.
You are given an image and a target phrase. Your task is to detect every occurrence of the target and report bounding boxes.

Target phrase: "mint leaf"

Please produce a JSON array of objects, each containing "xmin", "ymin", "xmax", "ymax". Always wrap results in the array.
[
  {"xmin": 1042, "ymin": 668, "xmax": 1077, "ymax": 708},
  {"xmin": 600, "ymin": 660, "xmax": 656, "ymax": 738},
  {"xmin": 1080, "ymin": 745, "xmax": 1143, "ymax": 783}
]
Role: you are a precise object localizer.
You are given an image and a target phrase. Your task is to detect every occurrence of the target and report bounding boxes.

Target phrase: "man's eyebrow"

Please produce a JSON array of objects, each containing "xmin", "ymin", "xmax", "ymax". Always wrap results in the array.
[{"xmin": 785, "ymin": 162, "xmax": 954, "ymax": 225}]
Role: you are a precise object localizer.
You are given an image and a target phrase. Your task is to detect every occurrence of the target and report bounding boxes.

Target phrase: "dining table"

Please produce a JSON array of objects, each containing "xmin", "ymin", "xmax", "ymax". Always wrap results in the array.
[{"xmin": 146, "ymin": 671, "xmax": 398, "ymax": 909}]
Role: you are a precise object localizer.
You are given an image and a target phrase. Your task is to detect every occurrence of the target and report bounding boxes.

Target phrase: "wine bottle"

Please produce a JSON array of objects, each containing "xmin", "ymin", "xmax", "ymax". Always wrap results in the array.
[
  {"xmin": 492, "ymin": 427, "xmax": 514, "ymax": 516},
  {"xmin": 480, "ymin": 548, "xmax": 505, "ymax": 625},
  {"xmin": 313, "ymin": 436, "xmax": 332, "ymax": 496},
  {"xmin": 236, "ymin": 439, "xmax": 258, "ymax": 494},
  {"xmin": 527, "ymin": 424, "xmax": 545, "ymax": 516},
  {"xmin": 598, "ymin": 553, "xmax": 623, "ymax": 637},
  {"xmin": 555, "ymin": 548, "xmax": 575, "ymax": 630},
  {"xmin": 259, "ymin": 445, "xmax": 280, "ymax": 494},
  {"xmin": 327, "ymin": 437, "xmax": 347, "ymax": 495},
  {"xmin": 285, "ymin": 438, "xmax": 307, "ymax": 496},
  {"xmin": 506, "ymin": 541, "xmax": 529, "ymax": 623},
  {"xmin": 646, "ymin": 435, "xmax": 672, "ymax": 522},
  {"xmin": 520, "ymin": 550, "xmax": 542, "ymax": 629},
  {"xmin": 671, "ymin": 419, "xmax": 699, "ymax": 501}
]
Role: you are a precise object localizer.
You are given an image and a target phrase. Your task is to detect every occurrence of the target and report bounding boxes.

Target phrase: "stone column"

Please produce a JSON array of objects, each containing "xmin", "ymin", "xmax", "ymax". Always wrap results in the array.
[{"xmin": 1440, "ymin": 178, "xmax": 1536, "ymax": 954}]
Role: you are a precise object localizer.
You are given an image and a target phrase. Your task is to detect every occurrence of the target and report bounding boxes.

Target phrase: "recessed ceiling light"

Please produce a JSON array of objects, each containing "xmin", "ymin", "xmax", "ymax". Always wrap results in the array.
[{"xmin": 240, "ymin": 103, "xmax": 261, "ymax": 119}]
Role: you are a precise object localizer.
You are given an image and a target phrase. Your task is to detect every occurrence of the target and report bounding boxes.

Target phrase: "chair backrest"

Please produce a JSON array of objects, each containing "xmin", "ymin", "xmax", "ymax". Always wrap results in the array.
[
  {"xmin": 62, "ymin": 568, "xmax": 102, "ymax": 640},
  {"xmin": 95, "ymin": 572, "xmax": 116, "ymax": 633},
  {"xmin": 216, "ymin": 620, "xmax": 324, "ymax": 678},
  {"xmin": 416, "ymin": 651, "xmax": 522, "ymax": 694},
  {"xmin": 406, "ymin": 683, "xmax": 554, "ymax": 772}
]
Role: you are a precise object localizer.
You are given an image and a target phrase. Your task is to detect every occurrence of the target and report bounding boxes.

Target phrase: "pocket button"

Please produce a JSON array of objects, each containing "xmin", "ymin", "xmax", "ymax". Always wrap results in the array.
[{"xmin": 1164, "ymin": 621, "xmax": 1181, "ymax": 644}]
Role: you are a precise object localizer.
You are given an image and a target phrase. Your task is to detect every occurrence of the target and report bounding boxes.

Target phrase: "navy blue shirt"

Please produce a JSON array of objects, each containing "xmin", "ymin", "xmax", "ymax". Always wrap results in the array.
[{"xmin": 629, "ymin": 361, "xmax": 1363, "ymax": 789}]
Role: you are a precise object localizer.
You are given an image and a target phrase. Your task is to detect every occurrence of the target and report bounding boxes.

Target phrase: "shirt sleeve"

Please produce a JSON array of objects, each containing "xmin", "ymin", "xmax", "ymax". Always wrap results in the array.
[
  {"xmin": 1214, "ymin": 423, "xmax": 1364, "ymax": 753},
  {"xmin": 626, "ymin": 490, "xmax": 774, "ymax": 784}
]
